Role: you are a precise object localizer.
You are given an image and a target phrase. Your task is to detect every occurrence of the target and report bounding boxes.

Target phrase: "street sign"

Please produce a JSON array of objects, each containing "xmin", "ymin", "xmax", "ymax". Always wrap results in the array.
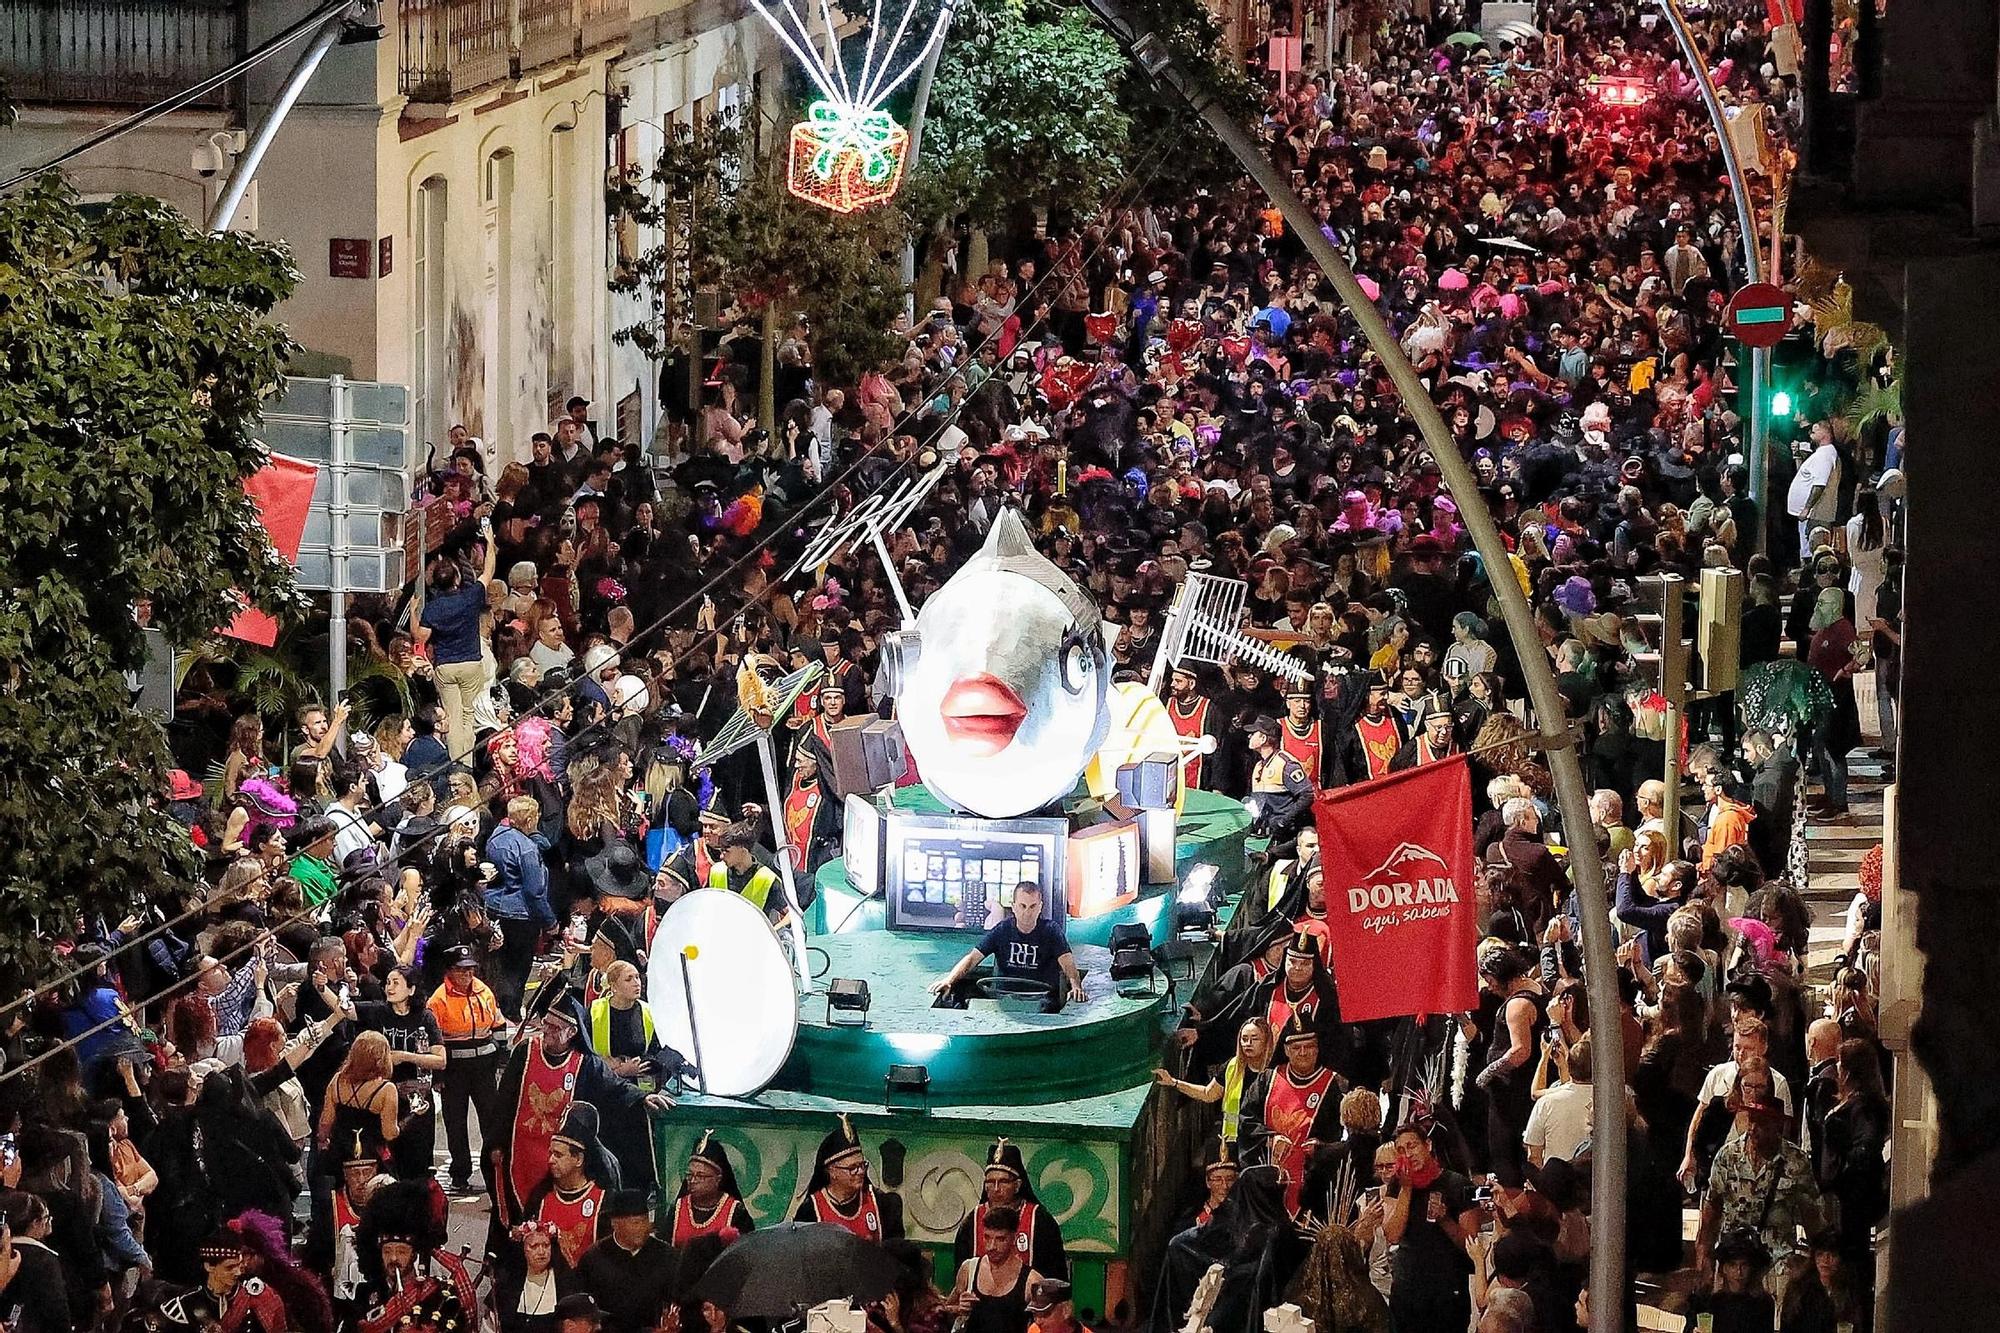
[{"xmin": 1725, "ymin": 282, "xmax": 1794, "ymax": 348}]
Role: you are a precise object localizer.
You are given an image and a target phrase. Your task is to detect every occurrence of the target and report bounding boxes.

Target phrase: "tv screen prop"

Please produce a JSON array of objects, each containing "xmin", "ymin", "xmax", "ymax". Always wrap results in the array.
[
  {"xmin": 1067, "ymin": 819, "xmax": 1142, "ymax": 919},
  {"xmin": 1116, "ymin": 754, "xmax": 1178, "ymax": 810},
  {"xmin": 842, "ymin": 794, "xmax": 885, "ymax": 896},
  {"xmin": 884, "ymin": 813, "xmax": 1067, "ymax": 933}
]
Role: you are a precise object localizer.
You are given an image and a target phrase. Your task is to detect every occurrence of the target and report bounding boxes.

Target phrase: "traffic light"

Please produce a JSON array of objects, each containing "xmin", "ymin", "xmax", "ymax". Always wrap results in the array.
[{"xmin": 1769, "ymin": 388, "xmax": 1794, "ymax": 420}]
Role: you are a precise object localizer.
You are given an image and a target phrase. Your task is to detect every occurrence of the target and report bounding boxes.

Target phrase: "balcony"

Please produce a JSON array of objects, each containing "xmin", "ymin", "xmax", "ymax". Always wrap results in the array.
[
  {"xmin": 0, "ymin": 0, "xmax": 247, "ymax": 111},
  {"xmin": 398, "ymin": 0, "xmax": 627, "ymax": 104}
]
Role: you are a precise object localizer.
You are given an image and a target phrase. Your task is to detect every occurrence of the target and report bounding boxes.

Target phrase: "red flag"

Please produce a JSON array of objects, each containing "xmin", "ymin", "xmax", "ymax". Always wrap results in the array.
[
  {"xmin": 1312, "ymin": 755, "xmax": 1479, "ymax": 1022},
  {"xmin": 224, "ymin": 453, "xmax": 318, "ymax": 647}
]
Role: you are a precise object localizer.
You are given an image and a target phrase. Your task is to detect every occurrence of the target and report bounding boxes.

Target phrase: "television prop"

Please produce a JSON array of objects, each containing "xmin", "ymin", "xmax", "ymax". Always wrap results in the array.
[
  {"xmin": 1067, "ymin": 820, "xmax": 1141, "ymax": 920},
  {"xmin": 883, "ymin": 812, "xmax": 1067, "ymax": 933}
]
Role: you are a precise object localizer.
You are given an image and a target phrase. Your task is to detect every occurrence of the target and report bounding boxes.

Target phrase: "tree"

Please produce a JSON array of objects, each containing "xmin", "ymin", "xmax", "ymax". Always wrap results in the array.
[
  {"xmin": 920, "ymin": 0, "xmax": 1134, "ymax": 228},
  {"xmin": 0, "ymin": 180, "xmax": 303, "ymax": 979},
  {"xmin": 609, "ymin": 112, "xmax": 911, "ymax": 402}
]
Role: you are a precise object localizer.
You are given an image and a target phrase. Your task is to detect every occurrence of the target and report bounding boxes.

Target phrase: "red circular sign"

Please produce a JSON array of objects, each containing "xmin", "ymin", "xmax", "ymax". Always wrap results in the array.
[{"xmin": 1725, "ymin": 282, "xmax": 1794, "ymax": 349}]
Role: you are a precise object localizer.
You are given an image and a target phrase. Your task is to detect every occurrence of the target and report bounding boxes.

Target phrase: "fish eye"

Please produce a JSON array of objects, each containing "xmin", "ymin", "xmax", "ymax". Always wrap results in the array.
[{"xmin": 1059, "ymin": 626, "xmax": 1099, "ymax": 694}]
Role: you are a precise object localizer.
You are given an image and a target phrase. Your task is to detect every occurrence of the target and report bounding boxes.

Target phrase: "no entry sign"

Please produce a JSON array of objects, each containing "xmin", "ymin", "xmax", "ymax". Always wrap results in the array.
[{"xmin": 1725, "ymin": 282, "xmax": 1794, "ymax": 348}]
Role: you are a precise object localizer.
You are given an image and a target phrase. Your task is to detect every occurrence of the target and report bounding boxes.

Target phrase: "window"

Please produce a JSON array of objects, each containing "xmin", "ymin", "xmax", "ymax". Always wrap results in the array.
[{"xmin": 412, "ymin": 175, "xmax": 449, "ymax": 449}]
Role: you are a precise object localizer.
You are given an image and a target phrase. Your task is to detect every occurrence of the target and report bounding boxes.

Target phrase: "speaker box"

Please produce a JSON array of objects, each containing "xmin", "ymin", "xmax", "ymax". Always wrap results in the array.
[{"xmin": 1117, "ymin": 752, "xmax": 1178, "ymax": 810}]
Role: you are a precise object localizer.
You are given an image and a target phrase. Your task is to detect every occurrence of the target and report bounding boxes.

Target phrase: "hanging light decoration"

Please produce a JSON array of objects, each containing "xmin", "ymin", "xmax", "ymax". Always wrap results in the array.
[{"xmin": 746, "ymin": 0, "xmax": 953, "ymax": 212}]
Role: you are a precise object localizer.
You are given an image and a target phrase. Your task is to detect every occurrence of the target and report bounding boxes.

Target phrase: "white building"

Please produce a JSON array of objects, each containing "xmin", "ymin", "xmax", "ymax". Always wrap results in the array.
[{"xmin": 0, "ymin": 0, "xmax": 787, "ymax": 460}]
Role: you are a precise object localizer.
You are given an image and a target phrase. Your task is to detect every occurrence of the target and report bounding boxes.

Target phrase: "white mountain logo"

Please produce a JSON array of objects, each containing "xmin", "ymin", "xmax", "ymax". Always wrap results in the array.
[{"xmin": 1345, "ymin": 841, "xmax": 1460, "ymax": 913}]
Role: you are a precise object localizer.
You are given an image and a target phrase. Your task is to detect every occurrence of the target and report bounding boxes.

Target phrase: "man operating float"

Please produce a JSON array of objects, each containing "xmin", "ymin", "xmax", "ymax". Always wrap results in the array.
[{"xmin": 928, "ymin": 880, "xmax": 1088, "ymax": 1004}]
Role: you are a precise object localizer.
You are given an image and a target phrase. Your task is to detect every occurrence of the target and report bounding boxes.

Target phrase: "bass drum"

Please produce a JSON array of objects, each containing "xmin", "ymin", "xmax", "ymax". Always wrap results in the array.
[{"xmin": 646, "ymin": 889, "xmax": 800, "ymax": 1098}]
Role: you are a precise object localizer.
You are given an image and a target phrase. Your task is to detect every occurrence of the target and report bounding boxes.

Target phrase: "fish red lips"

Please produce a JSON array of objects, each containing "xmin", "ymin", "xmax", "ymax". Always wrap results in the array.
[{"xmin": 939, "ymin": 674, "xmax": 1028, "ymax": 755}]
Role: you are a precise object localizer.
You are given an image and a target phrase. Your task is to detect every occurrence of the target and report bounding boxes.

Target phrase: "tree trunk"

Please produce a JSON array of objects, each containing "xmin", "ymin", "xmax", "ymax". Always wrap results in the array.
[
  {"xmin": 759, "ymin": 299, "xmax": 778, "ymax": 432},
  {"xmin": 967, "ymin": 227, "xmax": 989, "ymax": 285}
]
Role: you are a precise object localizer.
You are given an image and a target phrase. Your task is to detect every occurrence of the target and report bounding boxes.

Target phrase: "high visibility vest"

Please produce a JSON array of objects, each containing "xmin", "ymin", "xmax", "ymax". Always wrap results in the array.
[
  {"xmin": 589, "ymin": 996, "xmax": 655, "ymax": 1056},
  {"xmin": 709, "ymin": 861, "xmax": 778, "ymax": 911}
]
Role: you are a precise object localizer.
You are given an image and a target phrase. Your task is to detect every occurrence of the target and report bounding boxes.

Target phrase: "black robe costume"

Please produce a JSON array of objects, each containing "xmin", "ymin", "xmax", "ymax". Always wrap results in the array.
[
  {"xmin": 950, "ymin": 1140, "xmax": 1070, "ymax": 1281},
  {"xmin": 1149, "ymin": 1165, "xmax": 1305, "ymax": 1333}
]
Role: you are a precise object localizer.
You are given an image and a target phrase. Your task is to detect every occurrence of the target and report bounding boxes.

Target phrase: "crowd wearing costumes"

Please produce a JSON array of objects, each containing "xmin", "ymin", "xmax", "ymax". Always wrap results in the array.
[{"xmin": 0, "ymin": 1, "xmax": 1898, "ymax": 1332}]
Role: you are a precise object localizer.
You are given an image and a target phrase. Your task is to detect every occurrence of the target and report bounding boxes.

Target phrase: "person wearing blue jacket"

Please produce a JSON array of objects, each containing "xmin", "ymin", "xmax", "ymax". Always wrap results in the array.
[{"xmin": 485, "ymin": 795, "xmax": 555, "ymax": 1020}]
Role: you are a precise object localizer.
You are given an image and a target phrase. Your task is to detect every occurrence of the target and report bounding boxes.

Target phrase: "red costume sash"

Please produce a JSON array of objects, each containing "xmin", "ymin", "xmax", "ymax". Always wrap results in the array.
[
  {"xmin": 1266, "ymin": 984, "xmax": 1320, "ymax": 1033},
  {"xmin": 509, "ymin": 1042, "xmax": 584, "ymax": 1208},
  {"xmin": 1355, "ymin": 714, "xmax": 1401, "ymax": 780},
  {"xmin": 973, "ymin": 1200, "xmax": 1040, "ymax": 1265},
  {"xmin": 784, "ymin": 778, "xmax": 822, "ymax": 873},
  {"xmin": 538, "ymin": 1182, "xmax": 606, "ymax": 1267},
  {"xmin": 672, "ymin": 1194, "xmax": 744, "ymax": 1248},
  {"xmin": 811, "ymin": 1187, "xmax": 884, "ymax": 1241},
  {"xmin": 1169, "ymin": 696, "xmax": 1211, "ymax": 789},
  {"xmin": 1265, "ymin": 1065, "xmax": 1337, "ymax": 1212},
  {"xmin": 1279, "ymin": 718, "xmax": 1321, "ymax": 781}
]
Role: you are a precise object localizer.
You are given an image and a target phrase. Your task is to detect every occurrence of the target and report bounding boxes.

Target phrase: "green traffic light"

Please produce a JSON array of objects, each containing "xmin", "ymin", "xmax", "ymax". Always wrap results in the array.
[{"xmin": 1770, "ymin": 389, "xmax": 1793, "ymax": 418}]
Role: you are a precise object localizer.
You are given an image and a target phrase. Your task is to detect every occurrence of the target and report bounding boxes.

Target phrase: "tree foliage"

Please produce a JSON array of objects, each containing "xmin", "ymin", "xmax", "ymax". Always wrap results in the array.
[
  {"xmin": 609, "ymin": 113, "xmax": 910, "ymax": 391},
  {"xmin": 921, "ymin": 0, "xmax": 1133, "ymax": 227},
  {"xmin": 0, "ymin": 180, "xmax": 303, "ymax": 978}
]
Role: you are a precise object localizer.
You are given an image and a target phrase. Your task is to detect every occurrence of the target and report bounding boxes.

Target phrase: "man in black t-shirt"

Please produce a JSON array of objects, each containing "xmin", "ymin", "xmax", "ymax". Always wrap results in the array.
[
  {"xmin": 928, "ymin": 881, "xmax": 1087, "ymax": 1003},
  {"xmin": 1382, "ymin": 1122, "xmax": 1481, "ymax": 1333}
]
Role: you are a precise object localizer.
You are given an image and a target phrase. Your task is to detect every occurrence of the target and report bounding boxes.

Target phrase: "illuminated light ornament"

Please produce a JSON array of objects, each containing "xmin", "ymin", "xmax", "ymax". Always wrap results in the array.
[
  {"xmin": 745, "ymin": 0, "xmax": 954, "ymax": 212},
  {"xmin": 788, "ymin": 99, "xmax": 910, "ymax": 213}
]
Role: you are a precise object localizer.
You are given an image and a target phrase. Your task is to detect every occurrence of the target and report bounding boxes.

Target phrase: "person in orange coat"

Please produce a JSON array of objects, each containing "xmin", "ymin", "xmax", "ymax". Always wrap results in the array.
[{"xmin": 1698, "ymin": 767, "xmax": 1756, "ymax": 873}]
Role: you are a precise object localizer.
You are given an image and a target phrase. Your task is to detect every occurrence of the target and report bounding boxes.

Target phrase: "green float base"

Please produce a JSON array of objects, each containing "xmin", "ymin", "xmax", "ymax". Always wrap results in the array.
[{"xmin": 652, "ymin": 788, "xmax": 1253, "ymax": 1308}]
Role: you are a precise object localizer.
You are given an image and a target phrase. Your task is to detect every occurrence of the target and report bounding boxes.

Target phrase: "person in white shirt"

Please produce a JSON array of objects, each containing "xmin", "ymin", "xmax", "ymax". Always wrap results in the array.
[
  {"xmin": 808, "ymin": 389, "xmax": 842, "ymax": 482},
  {"xmin": 1786, "ymin": 424, "xmax": 1843, "ymax": 559},
  {"xmin": 1525, "ymin": 1034, "xmax": 1596, "ymax": 1167}
]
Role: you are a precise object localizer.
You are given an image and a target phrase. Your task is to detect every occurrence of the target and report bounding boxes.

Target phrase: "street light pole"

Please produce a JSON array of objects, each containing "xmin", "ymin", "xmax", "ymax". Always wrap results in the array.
[
  {"xmin": 1655, "ymin": 0, "xmax": 1773, "ymax": 539},
  {"xmin": 207, "ymin": 2, "xmax": 368, "ymax": 233},
  {"xmin": 1071, "ymin": 0, "xmax": 1628, "ymax": 1317}
]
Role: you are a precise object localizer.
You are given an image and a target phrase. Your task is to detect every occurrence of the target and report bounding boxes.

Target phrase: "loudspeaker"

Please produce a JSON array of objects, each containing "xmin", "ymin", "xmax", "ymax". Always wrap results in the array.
[
  {"xmin": 823, "ymin": 717, "xmax": 880, "ymax": 799},
  {"xmin": 1138, "ymin": 807, "xmax": 1179, "ymax": 884},
  {"xmin": 858, "ymin": 718, "xmax": 907, "ymax": 791}
]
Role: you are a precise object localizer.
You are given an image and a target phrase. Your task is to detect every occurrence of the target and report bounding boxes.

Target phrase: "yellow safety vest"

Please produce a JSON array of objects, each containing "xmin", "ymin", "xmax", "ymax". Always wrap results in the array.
[
  {"xmin": 1222, "ymin": 1057, "xmax": 1248, "ymax": 1141},
  {"xmin": 709, "ymin": 861, "xmax": 777, "ymax": 911},
  {"xmin": 589, "ymin": 996, "xmax": 655, "ymax": 1056}
]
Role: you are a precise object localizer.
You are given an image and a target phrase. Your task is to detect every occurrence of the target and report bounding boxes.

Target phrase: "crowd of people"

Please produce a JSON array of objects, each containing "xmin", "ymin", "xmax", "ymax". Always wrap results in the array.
[{"xmin": 0, "ymin": 0, "xmax": 1907, "ymax": 1331}]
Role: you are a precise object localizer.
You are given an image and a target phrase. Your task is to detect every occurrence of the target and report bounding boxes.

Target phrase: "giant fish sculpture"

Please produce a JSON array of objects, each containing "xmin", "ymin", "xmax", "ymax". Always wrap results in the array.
[{"xmin": 889, "ymin": 508, "xmax": 1111, "ymax": 817}]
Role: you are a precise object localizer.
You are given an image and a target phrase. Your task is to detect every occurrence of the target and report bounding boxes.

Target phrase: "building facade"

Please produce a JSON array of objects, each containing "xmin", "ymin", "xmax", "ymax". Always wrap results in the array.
[{"xmin": 0, "ymin": 0, "xmax": 786, "ymax": 461}]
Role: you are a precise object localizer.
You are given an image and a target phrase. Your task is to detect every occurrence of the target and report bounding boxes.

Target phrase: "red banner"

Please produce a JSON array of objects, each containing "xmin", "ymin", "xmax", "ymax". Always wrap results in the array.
[
  {"xmin": 224, "ymin": 453, "xmax": 318, "ymax": 647},
  {"xmin": 1312, "ymin": 755, "xmax": 1479, "ymax": 1022}
]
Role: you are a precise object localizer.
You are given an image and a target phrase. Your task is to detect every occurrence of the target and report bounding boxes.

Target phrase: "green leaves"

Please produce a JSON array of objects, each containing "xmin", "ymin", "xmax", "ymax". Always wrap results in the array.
[{"xmin": 0, "ymin": 177, "xmax": 301, "ymax": 981}]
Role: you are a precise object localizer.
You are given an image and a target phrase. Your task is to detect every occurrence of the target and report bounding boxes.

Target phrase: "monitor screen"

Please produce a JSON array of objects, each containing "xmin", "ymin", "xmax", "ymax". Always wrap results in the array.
[
  {"xmin": 883, "ymin": 813, "xmax": 1068, "ymax": 933},
  {"xmin": 1067, "ymin": 819, "xmax": 1142, "ymax": 919},
  {"xmin": 842, "ymin": 794, "xmax": 884, "ymax": 897}
]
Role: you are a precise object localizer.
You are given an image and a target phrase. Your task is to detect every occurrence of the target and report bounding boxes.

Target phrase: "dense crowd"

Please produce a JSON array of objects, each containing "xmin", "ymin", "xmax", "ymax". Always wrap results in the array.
[{"xmin": 0, "ymin": 2, "xmax": 1905, "ymax": 1333}]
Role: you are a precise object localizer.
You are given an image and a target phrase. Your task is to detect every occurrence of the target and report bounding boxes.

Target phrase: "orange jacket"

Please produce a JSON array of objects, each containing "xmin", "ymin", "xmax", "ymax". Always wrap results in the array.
[{"xmin": 1700, "ymin": 797, "xmax": 1755, "ymax": 872}]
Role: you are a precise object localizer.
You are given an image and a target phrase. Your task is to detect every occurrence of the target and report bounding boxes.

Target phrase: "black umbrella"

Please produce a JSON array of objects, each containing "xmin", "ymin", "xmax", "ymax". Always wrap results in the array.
[{"xmin": 689, "ymin": 1222, "xmax": 904, "ymax": 1315}]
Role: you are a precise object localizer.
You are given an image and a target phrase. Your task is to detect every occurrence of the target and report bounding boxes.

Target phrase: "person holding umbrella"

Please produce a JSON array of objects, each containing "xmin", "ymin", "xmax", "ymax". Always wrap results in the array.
[
  {"xmin": 792, "ymin": 1115, "xmax": 905, "ymax": 1240},
  {"xmin": 671, "ymin": 1132, "xmax": 756, "ymax": 1248},
  {"xmin": 951, "ymin": 1140, "xmax": 1068, "ymax": 1281},
  {"xmin": 944, "ymin": 1206, "xmax": 1046, "ymax": 1333}
]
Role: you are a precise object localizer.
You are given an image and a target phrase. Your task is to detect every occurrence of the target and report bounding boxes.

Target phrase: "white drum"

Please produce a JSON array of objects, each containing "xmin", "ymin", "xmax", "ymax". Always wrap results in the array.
[{"xmin": 646, "ymin": 889, "xmax": 800, "ymax": 1098}]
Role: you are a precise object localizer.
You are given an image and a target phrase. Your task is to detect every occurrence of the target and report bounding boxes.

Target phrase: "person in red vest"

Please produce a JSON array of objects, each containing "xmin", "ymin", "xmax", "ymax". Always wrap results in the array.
[
  {"xmin": 1277, "ymin": 681, "xmax": 1327, "ymax": 787},
  {"xmin": 791, "ymin": 1115, "xmax": 905, "ymax": 1240},
  {"xmin": 951, "ymin": 1139, "xmax": 1070, "ymax": 1281},
  {"xmin": 1390, "ymin": 696, "xmax": 1458, "ymax": 773},
  {"xmin": 781, "ymin": 740, "xmax": 839, "ymax": 877},
  {"xmin": 1164, "ymin": 662, "xmax": 1220, "ymax": 792},
  {"xmin": 520, "ymin": 1103, "xmax": 617, "ymax": 1269},
  {"xmin": 1331, "ymin": 680, "xmax": 1406, "ymax": 786},
  {"xmin": 669, "ymin": 1131, "xmax": 755, "ymax": 1249},
  {"xmin": 1239, "ymin": 1010, "xmax": 1344, "ymax": 1214}
]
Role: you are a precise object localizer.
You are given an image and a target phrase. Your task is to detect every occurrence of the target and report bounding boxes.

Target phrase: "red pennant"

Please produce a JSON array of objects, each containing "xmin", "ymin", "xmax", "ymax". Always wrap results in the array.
[
  {"xmin": 1312, "ymin": 756, "xmax": 1479, "ymax": 1022},
  {"xmin": 224, "ymin": 453, "xmax": 319, "ymax": 647}
]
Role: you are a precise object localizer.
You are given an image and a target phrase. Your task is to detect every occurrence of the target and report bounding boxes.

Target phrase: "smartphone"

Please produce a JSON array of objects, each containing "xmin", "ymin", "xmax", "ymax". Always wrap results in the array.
[{"xmin": 0, "ymin": 1133, "xmax": 16, "ymax": 1172}]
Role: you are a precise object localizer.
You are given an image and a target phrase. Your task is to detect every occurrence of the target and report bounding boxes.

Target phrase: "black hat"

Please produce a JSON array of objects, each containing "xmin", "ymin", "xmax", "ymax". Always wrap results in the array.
[
  {"xmin": 589, "ymin": 913, "xmax": 639, "ymax": 965},
  {"xmin": 587, "ymin": 843, "xmax": 652, "ymax": 900},
  {"xmin": 1278, "ymin": 1007, "xmax": 1320, "ymax": 1048},
  {"xmin": 1203, "ymin": 1137, "xmax": 1240, "ymax": 1175},
  {"xmin": 604, "ymin": 1189, "xmax": 652, "ymax": 1220},
  {"xmin": 1168, "ymin": 659, "xmax": 1199, "ymax": 682},
  {"xmin": 338, "ymin": 1128, "xmax": 378, "ymax": 1171},
  {"xmin": 1282, "ymin": 678, "xmax": 1314, "ymax": 700},
  {"xmin": 698, "ymin": 788, "xmax": 732, "ymax": 826},
  {"xmin": 1283, "ymin": 928, "xmax": 1321, "ymax": 962},
  {"xmin": 984, "ymin": 1138, "xmax": 1028, "ymax": 1181},
  {"xmin": 1243, "ymin": 714, "xmax": 1281, "ymax": 742},
  {"xmin": 552, "ymin": 1103, "xmax": 602, "ymax": 1154},
  {"xmin": 817, "ymin": 1113, "xmax": 866, "ymax": 1171},
  {"xmin": 359, "ymin": 1179, "xmax": 449, "ymax": 1263},
  {"xmin": 683, "ymin": 1129, "xmax": 746, "ymax": 1201},
  {"xmin": 1725, "ymin": 972, "xmax": 1774, "ymax": 1015},
  {"xmin": 1490, "ymin": 1231, "xmax": 1548, "ymax": 1281},
  {"xmin": 1026, "ymin": 1280, "xmax": 1073, "ymax": 1314},
  {"xmin": 442, "ymin": 944, "xmax": 479, "ymax": 970},
  {"xmin": 1712, "ymin": 1229, "xmax": 1772, "ymax": 1269},
  {"xmin": 198, "ymin": 1225, "xmax": 251, "ymax": 1264},
  {"xmin": 553, "ymin": 1294, "xmax": 607, "ymax": 1324}
]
